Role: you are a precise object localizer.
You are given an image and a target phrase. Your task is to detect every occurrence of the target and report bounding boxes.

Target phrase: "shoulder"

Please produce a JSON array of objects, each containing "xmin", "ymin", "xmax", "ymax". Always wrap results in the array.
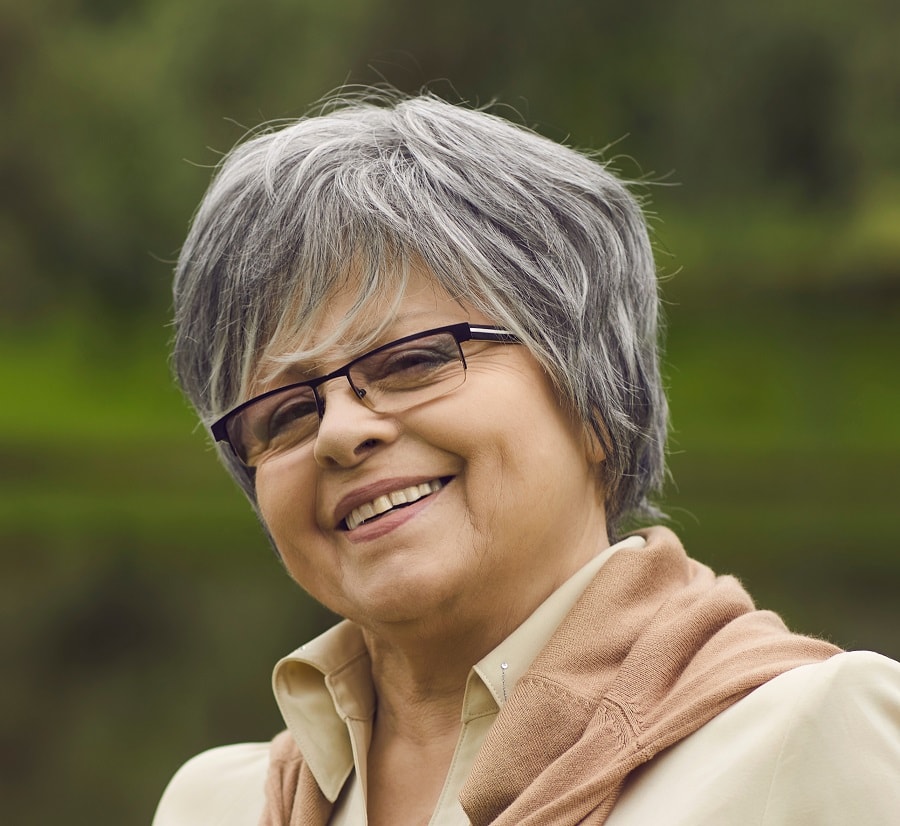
[
  {"xmin": 609, "ymin": 652, "xmax": 900, "ymax": 825},
  {"xmin": 739, "ymin": 648, "xmax": 900, "ymax": 722},
  {"xmin": 757, "ymin": 651, "xmax": 900, "ymax": 821},
  {"xmin": 741, "ymin": 650, "xmax": 900, "ymax": 760},
  {"xmin": 152, "ymin": 742, "xmax": 271, "ymax": 826},
  {"xmin": 765, "ymin": 646, "xmax": 900, "ymax": 694}
]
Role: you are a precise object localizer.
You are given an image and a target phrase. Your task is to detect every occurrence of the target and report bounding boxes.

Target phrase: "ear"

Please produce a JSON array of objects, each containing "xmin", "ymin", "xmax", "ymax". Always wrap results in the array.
[{"xmin": 582, "ymin": 420, "xmax": 608, "ymax": 466}]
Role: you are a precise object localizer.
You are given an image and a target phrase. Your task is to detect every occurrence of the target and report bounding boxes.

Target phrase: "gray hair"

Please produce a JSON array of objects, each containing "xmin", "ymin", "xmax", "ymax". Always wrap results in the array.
[{"xmin": 172, "ymin": 91, "xmax": 667, "ymax": 538}]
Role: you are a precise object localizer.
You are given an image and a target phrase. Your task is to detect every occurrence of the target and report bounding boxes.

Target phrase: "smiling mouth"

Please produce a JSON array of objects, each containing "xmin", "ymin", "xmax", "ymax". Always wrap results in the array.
[{"xmin": 342, "ymin": 478, "xmax": 450, "ymax": 531}]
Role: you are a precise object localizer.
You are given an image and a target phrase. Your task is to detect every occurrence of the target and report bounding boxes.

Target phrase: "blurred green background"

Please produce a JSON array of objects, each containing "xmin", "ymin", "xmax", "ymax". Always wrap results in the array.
[{"xmin": 1, "ymin": 0, "xmax": 898, "ymax": 823}]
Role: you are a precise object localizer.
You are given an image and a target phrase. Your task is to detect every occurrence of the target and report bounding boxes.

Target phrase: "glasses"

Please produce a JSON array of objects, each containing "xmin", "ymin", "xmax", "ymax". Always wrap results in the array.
[{"xmin": 211, "ymin": 323, "xmax": 520, "ymax": 467}]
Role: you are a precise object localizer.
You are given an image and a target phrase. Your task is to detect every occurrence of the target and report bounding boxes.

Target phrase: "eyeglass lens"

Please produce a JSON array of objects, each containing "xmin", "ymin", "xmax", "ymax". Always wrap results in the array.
[{"xmin": 227, "ymin": 331, "xmax": 466, "ymax": 466}]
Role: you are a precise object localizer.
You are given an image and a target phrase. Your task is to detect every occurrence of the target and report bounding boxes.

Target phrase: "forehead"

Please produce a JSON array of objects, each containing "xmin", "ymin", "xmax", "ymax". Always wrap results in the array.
[
  {"xmin": 322, "ymin": 266, "xmax": 458, "ymax": 338},
  {"xmin": 253, "ymin": 263, "xmax": 477, "ymax": 387}
]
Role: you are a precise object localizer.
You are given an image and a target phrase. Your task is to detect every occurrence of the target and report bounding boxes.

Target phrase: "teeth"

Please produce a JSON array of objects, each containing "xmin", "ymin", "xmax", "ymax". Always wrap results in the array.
[{"xmin": 344, "ymin": 480, "xmax": 444, "ymax": 530}]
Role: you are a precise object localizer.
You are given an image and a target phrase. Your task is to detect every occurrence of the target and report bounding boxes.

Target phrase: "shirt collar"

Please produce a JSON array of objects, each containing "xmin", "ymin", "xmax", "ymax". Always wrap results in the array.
[
  {"xmin": 468, "ymin": 534, "xmax": 645, "ymax": 717},
  {"xmin": 272, "ymin": 620, "xmax": 374, "ymax": 801}
]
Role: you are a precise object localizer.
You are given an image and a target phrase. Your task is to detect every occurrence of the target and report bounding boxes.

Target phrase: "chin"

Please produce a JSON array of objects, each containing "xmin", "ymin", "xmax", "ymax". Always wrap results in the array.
[{"xmin": 342, "ymin": 574, "xmax": 463, "ymax": 629}]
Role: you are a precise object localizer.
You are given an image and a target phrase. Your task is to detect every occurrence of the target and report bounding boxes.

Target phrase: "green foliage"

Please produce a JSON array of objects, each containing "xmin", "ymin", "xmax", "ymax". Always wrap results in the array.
[{"xmin": 1, "ymin": 0, "xmax": 898, "ymax": 317}]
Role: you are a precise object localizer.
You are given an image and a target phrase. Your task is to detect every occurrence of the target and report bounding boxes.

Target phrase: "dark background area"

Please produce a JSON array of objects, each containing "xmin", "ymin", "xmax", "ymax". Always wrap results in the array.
[{"xmin": 1, "ymin": 1, "xmax": 898, "ymax": 823}]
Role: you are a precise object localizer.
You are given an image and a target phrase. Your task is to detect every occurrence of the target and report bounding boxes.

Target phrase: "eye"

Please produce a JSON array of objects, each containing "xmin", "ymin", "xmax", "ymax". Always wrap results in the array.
[
  {"xmin": 387, "ymin": 346, "xmax": 455, "ymax": 373},
  {"xmin": 365, "ymin": 338, "xmax": 460, "ymax": 390},
  {"xmin": 255, "ymin": 387, "xmax": 319, "ymax": 447}
]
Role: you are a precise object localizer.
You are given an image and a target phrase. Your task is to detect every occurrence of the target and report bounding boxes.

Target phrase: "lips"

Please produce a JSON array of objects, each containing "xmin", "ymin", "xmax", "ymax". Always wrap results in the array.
[{"xmin": 341, "ymin": 478, "xmax": 448, "ymax": 531}]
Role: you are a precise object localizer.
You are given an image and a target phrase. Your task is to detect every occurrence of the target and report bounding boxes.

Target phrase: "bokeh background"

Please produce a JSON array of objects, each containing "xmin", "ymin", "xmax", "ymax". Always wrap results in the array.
[{"xmin": 1, "ymin": 0, "xmax": 898, "ymax": 823}]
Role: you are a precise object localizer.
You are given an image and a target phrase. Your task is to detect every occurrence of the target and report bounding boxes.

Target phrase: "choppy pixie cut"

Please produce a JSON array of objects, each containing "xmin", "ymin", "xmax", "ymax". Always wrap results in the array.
[{"xmin": 172, "ymin": 90, "xmax": 668, "ymax": 538}]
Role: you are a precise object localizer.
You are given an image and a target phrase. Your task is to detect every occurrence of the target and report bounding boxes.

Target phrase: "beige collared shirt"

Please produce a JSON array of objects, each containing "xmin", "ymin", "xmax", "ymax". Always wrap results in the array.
[
  {"xmin": 271, "ymin": 534, "xmax": 645, "ymax": 825},
  {"xmin": 153, "ymin": 535, "xmax": 642, "ymax": 825},
  {"xmin": 153, "ymin": 534, "xmax": 900, "ymax": 825}
]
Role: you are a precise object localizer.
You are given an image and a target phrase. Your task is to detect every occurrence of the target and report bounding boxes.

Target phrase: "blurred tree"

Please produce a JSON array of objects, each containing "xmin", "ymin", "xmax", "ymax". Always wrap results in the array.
[
  {"xmin": 753, "ymin": 31, "xmax": 849, "ymax": 204},
  {"xmin": 1, "ymin": 0, "xmax": 897, "ymax": 320}
]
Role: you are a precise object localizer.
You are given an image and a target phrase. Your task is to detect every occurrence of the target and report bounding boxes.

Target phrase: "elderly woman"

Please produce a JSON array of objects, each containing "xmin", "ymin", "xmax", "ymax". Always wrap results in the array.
[{"xmin": 153, "ymin": 93, "xmax": 900, "ymax": 825}]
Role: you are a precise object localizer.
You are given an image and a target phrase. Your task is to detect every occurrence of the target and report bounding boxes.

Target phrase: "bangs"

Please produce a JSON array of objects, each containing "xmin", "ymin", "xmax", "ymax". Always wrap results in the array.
[{"xmin": 246, "ymin": 244, "xmax": 414, "ymax": 395}]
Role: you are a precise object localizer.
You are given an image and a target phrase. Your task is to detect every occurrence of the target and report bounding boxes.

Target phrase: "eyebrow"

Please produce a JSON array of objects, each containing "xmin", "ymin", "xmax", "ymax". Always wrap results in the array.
[{"xmin": 264, "ymin": 311, "xmax": 460, "ymax": 388}]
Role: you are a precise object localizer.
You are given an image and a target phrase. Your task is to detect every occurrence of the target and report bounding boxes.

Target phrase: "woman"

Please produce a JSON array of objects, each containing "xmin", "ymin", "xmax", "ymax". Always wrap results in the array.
[{"xmin": 154, "ymin": 93, "xmax": 900, "ymax": 825}]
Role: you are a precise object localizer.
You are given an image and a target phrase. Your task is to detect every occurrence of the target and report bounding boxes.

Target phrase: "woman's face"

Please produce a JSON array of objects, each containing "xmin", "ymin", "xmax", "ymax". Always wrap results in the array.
[{"xmin": 254, "ymin": 266, "xmax": 609, "ymax": 636}]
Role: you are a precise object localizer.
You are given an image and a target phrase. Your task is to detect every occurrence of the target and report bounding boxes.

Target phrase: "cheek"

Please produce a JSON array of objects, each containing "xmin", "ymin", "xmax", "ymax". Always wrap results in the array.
[
  {"xmin": 256, "ymin": 470, "xmax": 330, "ymax": 594},
  {"xmin": 254, "ymin": 459, "xmax": 320, "ymax": 549}
]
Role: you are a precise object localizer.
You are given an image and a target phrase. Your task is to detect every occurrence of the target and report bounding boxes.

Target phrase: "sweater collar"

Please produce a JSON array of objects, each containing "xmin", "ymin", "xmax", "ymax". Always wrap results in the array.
[{"xmin": 459, "ymin": 526, "xmax": 841, "ymax": 825}]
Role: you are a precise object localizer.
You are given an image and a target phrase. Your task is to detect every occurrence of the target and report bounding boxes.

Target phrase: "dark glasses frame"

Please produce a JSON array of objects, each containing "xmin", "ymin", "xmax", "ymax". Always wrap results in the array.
[{"xmin": 210, "ymin": 322, "xmax": 520, "ymax": 458}]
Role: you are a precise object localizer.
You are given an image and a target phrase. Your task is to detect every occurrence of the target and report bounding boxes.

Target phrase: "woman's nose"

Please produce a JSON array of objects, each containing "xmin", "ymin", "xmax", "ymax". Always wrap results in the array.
[{"xmin": 312, "ymin": 378, "xmax": 398, "ymax": 467}]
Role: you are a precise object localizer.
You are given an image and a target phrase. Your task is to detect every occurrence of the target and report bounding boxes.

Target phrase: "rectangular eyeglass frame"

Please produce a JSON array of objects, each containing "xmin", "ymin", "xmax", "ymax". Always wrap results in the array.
[{"xmin": 209, "ymin": 322, "xmax": 520, "ymax": 449}]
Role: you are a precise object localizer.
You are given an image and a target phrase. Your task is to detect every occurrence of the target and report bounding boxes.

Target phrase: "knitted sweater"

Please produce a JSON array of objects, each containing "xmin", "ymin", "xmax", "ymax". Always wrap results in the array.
[{"xmin": 260, "ymin": 526, "xmax": 841, "ymax": 825}]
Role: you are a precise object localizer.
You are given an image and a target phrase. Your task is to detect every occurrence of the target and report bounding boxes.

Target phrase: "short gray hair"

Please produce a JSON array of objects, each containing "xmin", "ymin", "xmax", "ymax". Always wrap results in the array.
[{"xmin": 172, "ymin": 91, "xmax": 667, "ymax": 538}]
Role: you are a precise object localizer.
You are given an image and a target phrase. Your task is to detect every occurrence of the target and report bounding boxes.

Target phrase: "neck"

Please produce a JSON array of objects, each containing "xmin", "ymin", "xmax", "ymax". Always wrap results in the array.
[
  {"xmin": 361, "ymin": 621, "xmax": 487, "ymax": 744},
  {"xmin": 360, "ymin": 525, "xmax": 613, "ymax": 741}
]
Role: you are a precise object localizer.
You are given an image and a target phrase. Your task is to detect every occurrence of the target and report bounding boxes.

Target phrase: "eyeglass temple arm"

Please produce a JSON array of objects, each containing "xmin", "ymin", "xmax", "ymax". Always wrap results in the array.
[{"xmin": 467, "ymin": 325, "xmax": 520, "ymax": 344}]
